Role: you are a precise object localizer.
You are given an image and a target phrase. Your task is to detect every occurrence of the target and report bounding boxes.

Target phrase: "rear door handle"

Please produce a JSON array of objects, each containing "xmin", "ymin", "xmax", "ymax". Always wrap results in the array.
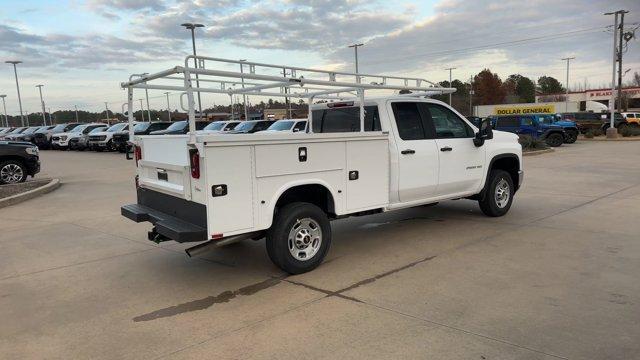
[
  {"xmin": 440, "ymin": 146, "xmax": 453, "ymax": 152},
  {"xmin": 401, "ymin": 149, "xmax": 415, "ymax": 155}
]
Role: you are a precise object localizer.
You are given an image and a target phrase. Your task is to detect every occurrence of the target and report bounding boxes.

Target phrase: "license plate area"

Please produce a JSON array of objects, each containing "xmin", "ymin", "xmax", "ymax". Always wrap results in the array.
[{"xmin": 157, "ymin": 169, "xmax": 168, "ymax": 181}]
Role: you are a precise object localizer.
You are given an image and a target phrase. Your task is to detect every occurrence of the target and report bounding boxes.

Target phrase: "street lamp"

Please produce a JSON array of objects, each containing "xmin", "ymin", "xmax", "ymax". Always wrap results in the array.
[
  {"xmin": 0, "ymin": 95, "xmax": 8, "ymax": 127},
  {"xmin": 561, "ymin": 57, "xmax": 575, "ymax": 112},
  {"xmin": 5, "ymin": 61, "xmax": 25, "ymax": 126},
  {"xmin": 35, "ymin": 84, "xmax": 47, "ymax": 125},
  {"xmin": 139, "ymin": 99, "xmax": 145, "ymax": 121},
  {"xmin": 240, "ymin": 59, "xmax": 249, "ymax": 120},
  {"xmin": 104, "ymin": 102, "xmax": 110, "ymax": 123},
  {"xmin": 181, "ymin": 23, "xmax": 205, "ymax": 115},
  {"xmin": 445, "ymin": 67, "xmax": 457, "ymax": 105},
  {"xmin": 348, "ymin": 43, "xmax": 364, "ymax": 74},
  {"xmin": 74, "ymin": 105, "xmax": 79, "ymax": 122},
  {"xmin": 164, "ymin": 92, "xmax": 171, "ymax": 121}
]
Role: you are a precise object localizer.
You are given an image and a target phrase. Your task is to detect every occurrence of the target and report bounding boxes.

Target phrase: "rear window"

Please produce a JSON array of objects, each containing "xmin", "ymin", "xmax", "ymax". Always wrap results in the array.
[
  {"xmin": 311, "ymin": 105, "xmax": 380, "ymax": 133},
  {"xmin": 496, "ymin": 116, "xmax": 519, "ymax": 127}
]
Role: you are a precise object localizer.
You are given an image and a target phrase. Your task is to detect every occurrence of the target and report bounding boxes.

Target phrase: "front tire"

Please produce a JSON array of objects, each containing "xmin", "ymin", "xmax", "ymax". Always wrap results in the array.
[
  {"xmin": 479, "ymin": 170, "xmax": 514, "ymax": 217},
  {"xmin": 266, "ymin": 202, "xmax": 332, "ymax": 274},
  {"xmin": 545, "ymin": 133, "xmax": 563, "ymax": 147},
  {"xmin": 0, "ymin": 160, "xmax": 28, "ymax": 185},
  {"xmin": 564, "ymin": 130, "xmax": 578, "ymax": 144}
]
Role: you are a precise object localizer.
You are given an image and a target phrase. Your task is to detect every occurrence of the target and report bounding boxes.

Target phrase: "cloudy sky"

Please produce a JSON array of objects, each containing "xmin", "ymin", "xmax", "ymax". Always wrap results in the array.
[{"xmin": 1, "ymin": 0, "xmax": 639, "ymax": 114}]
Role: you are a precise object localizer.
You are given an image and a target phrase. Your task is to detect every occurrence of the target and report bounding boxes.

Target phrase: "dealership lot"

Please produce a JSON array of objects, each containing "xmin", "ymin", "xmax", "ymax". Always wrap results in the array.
[{"xmin": 1, "ymin": 141, "xmax": 639, "ymax": 359}]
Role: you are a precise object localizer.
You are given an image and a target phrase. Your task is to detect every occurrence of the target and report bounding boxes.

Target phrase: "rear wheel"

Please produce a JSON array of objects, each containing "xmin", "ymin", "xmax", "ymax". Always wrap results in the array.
[
  {"xmin": 564, "ymin": 130, "xmax": 578, "ymax": 144},
  {"xmin": 266, "ymin": 202, "xmax": 331, "ymax": 274},
  {"xmin": 479, "ymin": 170, "xmax": 514, "ymax": 217},
  {"xmin": 545, "ymin": 133, "xmax": 563, "ymax": 147},
  {"xmin": 0, "ymin": 160, "xmax": 27, "ymax": 185}
]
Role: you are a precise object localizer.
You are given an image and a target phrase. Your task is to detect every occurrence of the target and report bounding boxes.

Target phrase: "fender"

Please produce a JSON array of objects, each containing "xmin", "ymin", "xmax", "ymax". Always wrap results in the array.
[
  {"xmin": 476, "ymin": 153, "xmax": 521, "ymax": 201},
  {"xmin": 261, "ymin": 179, "xmax": 340, "ymax": 230}
]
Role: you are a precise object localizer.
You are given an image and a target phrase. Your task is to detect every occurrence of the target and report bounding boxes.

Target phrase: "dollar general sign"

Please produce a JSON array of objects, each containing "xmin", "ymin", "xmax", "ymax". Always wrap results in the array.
[{"xmin": 494, "ymin": 105, "xmax": 555, "ymax": 115}]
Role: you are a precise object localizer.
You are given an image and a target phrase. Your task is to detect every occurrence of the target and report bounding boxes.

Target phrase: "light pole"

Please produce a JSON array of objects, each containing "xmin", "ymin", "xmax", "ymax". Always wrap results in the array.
[
  {"xmin": 240, "ymin": 59, "xmax": 248, "ymax": 120},
  {"xmin": 164, "ymin": 92, "xmax": 171, "ymax": 121},
  {"xmin": 47, "ymin": 107, "xmax": 52, "ymax": 124},
  {"xmin": 0, "ymin": 95, "xmax": 8, "ymax": 127},
  {"xmin": 139, "ymin": 99, "xmax": 145, "ymax": 121},
  {"xmin": 348, "ymin": 43, "xmax": 364, "ymax": 74},
  {"xmin": 561, "ymin": 57, "xmax": 575, "ymax": 112},
  {"xmin": 5, "ymin": 61, "xmax": 25, "ymax": 126},
  {"xmin": 35, "ymin": 84, "xmax": 47, "ymax": 125},
  {"xmin": 104, "ymin": 102, "xmax": 110, "ymax": 123},
  {"xmin": 604, "ymin": 10, "xmax": 626, "ymax": 138},
  {"xmin": 181, "ymin": 23, "xmax": 204, "ymax": 116},
  {"xmin": 74, "ymin": 105, "xmax": 79, "ymax": 122},
  {"xmin": 445, "ymin": 67, "xmax": 457, "ymax": 105}
]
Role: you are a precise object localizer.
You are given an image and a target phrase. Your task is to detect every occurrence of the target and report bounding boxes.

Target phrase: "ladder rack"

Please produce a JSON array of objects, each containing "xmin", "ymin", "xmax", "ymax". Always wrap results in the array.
[{"xmin": 121, "ymin": 56, "xmax": 455, "ymax": 141}]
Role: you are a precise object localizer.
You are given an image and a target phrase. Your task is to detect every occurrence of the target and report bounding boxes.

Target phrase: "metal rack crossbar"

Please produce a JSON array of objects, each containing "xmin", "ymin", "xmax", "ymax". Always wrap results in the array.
[{"xmin": 121, "ymin": 56, "xmax": 455, "ymax": 142}]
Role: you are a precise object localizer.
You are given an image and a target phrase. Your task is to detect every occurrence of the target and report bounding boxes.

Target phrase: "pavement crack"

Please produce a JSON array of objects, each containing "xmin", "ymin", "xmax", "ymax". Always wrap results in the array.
[{"xmin": 133, "ymin": 277, "xmax": 284, "ymax": 322}]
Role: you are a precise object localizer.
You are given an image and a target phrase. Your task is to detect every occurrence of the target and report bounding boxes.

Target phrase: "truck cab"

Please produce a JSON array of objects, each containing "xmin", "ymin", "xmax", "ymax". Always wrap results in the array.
[{"xmin": 489, "ymin": 114, "xmax": 565, "ymax": 147}]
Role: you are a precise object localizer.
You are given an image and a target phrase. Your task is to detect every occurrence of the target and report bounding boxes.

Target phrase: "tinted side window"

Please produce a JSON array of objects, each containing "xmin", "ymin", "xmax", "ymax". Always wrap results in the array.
[
  {"xmin": 391, "ymin": 102, "xmax": 426, "ymax": 140},
  {"xmin": 293, "ymin": 121, "xmax": 306, "ymax": 131},
  {"xmin": 255, "ymin": 121, "xmax": 272, "ymax": 131},
  {"xmin": 422, "ymin": 104, "xmax": 473, "ymax": 138},
  {"xmin": 497, "ymin": 116, "xmax": 519, "ymax": 127},
  {"xmin": 521, "ymin": 117, "xmax": 534, "ymax": 126},
  {"xmin": 312, "ymin": 106, "xmax": 380, "ymax": 133}
]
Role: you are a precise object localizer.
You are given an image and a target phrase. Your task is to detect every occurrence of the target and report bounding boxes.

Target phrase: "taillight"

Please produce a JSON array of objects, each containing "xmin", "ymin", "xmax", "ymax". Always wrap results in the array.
[
  {"xmin": 189, "ymin": 148, "xmax": 200, "ymax": 179},
  {"xmin": 134, "ymin": 145, "xmax": 142, "ymax": 165}
]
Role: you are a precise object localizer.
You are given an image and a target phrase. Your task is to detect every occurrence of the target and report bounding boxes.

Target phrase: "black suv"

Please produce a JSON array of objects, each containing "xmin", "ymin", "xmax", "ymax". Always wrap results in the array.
[
  {"xmin": 0, "ymin": 141, "xmax": 40, "ymax": 184},
  {"xmin": 227, "ymin": 120, "xmax": 274, "ymax": 134},
  {"xmin": 112, "ymin": 121, "xmax": 172, "ymax": 152},
  {"xmin": 149, "ymin": 120, "xmax": 210, "ymax": 135}
]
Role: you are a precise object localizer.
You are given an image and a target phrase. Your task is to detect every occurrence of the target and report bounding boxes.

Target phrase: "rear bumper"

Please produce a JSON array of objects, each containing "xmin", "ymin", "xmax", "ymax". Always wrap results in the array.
[{"xmin": 121, "ymin": 187, "xmax": 207, "ymax": 243}]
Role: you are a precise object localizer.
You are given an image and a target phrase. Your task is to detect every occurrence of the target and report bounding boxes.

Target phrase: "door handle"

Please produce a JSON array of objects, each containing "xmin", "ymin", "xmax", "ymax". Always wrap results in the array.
[
  {"xmin": 401, "ymin": 149, "xmax": 415, "ymax": 155},
  {"xmin": 440, "ymin": 146, "xmax": 453, "ymax": 152}
]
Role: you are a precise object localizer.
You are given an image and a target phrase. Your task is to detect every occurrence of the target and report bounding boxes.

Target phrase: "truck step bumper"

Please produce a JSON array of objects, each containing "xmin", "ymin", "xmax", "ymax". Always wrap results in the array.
[{"xmin": 121, "ymin": 204, "xmax": 206, "ymax": 243}]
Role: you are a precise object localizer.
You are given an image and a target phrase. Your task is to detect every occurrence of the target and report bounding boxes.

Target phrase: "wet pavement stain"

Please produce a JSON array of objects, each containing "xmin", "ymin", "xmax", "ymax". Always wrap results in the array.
[{"xmin": 133, "ymin": 277, "xmax": 282, "ymax": 322}]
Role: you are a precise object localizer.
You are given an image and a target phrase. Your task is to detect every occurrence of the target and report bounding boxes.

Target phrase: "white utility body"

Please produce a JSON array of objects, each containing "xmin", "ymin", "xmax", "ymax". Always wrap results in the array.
[{"xmin": 121, "ymin": 57, "xmax": 523, "ymax": 274}]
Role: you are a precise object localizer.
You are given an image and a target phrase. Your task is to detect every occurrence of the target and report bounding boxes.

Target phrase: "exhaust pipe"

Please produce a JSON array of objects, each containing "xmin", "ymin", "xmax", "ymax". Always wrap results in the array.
[{"xmin": 185, "ymin": 231, "xmax": 263, "ymax": 257}]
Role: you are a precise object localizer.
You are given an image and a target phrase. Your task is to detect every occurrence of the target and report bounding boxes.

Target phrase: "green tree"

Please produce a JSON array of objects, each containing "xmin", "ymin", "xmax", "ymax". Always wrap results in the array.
[
  {"xmin": 537, "ymin": 76, "xmax": 564, "ymax": 94},
  {"xmin": 503, "ymin": 74, "xmax": 536, "ymax": 103}
]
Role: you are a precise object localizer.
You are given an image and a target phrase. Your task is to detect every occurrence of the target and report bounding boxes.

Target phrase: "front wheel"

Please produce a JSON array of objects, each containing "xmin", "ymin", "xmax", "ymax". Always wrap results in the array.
[
  {"xmin": 564, "ymin": 130, "xmax": 578, "ymax": 144},
  {"xmin": 478, "ymin": 170, "xmax": 514, "ymax": 217},
  {"xmin": 0, "ymin": 160, "xmax": 28, "ymax": 185},
  {"xmin": 545, "ymin": 133, "xmax": 564, "ymax": 147},
  {"xmin": 266, "ymin": 202, "xmax": 332, "ymax": 274}
]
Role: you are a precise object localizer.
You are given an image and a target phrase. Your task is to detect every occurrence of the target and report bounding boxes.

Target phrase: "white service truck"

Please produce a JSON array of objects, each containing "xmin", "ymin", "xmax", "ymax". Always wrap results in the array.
[{"xmin": 120, "ymin": 57, "xmax": 523, "ymax": 274}]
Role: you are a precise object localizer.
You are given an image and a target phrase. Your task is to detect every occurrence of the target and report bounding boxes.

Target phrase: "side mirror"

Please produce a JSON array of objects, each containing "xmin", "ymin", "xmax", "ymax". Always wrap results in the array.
[
  {"xmin": 293, "ymin": 128, "xmax": 300, "ymax": 132},
  {"xmin": 473, "ymin": 118, "xmax": 493, "ymax": 147}
]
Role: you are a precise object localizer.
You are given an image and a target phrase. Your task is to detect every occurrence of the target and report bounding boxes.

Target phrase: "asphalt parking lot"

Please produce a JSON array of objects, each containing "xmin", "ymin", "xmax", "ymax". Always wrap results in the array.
[{"xmin": 1, "ymin": 141, "xmax": 639, "ymax": 359}]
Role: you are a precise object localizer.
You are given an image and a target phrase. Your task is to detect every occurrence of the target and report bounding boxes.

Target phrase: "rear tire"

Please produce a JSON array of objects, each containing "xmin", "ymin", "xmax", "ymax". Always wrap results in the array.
[
  {"xmin": 266, "ymin": 202, "xmax": 331, "ymax": 274},
  {"xmin": 479, "ymin": 170, "xmax": 514, "ymax": 217},
  {"xmin": 0, "ymin": 160, "xmax": 28, "ymax": 185},
  {"xmin": 545, "ymin": 133, "xmax": 563, "ymax": 147},
  {"xmin": 564, "ymin": 130, "xmax": 578, "ymax": 144}
]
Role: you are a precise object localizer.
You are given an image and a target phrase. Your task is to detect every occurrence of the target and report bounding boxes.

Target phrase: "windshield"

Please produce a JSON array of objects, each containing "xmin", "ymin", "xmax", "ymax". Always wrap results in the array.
[
  {"xmin": 204, "ymin": 122, "xmax": 226, "ymax": 131},
  {"xmin": 267, "ymin": 121, "xmax": 294, "ymax": 131},
  {"xmin": 22, "ymin": 127, "xmax": 39, "ymax": 135},
  {"xmin": 134, "ymin": 123, "xmax": 150, "ymax": 132},
  {"xmin": 233, "ymin": 121, "xmax": 255, "ymax": 132},
  {"xmin": 165, "ymin": 121, "xmax": 187, "ymax": 131},
  {"xmin": 50, "ymin": 124, "xmax": 66, "ymax": 133},
  {"xmin": 89, "ymin": 127, "xmax": 105, "ymax": 134},
  {"xmin": 107, "ymin": 123, "xmax": 127, "ymax": 132},
  {"xmin": 71, "ymin": 125, "xmax": 88, "ymax": 133},
  {"xmin": 36, "ymin": 126, "xmax": 52, "ymax": 133}
]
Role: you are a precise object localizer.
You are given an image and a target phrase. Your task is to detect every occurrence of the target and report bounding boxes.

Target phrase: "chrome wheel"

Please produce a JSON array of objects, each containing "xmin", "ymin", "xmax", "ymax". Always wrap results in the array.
[
  {"xmin": 494, "ymin": 178, "xmax": 510, "ymax": 209},
  {"xmin": 288, "ymin": 217, "xmax": 322, "ymax": 261},
  {"xmin": 1, "ymin": 163, "xmax": 24, "ymax": 184}
]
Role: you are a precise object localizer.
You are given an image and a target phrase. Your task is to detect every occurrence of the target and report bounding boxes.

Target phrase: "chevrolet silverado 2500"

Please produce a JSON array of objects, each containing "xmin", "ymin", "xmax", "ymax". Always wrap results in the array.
[{"xmin": 120, "ymin": 57, "xmax": 523, "ymax": 274}]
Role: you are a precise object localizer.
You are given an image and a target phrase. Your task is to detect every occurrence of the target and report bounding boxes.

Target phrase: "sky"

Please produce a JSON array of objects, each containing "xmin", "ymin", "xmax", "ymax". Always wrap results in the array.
[{"xmin": 0, "ymin": 0, "xmax": 639, "ymax": 115}]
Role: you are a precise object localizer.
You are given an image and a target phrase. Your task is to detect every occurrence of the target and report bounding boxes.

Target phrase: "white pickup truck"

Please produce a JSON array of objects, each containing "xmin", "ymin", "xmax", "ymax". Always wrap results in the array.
[{"xmin": 120, "ymin": 57, "xmax": 523, "ymax": 274}]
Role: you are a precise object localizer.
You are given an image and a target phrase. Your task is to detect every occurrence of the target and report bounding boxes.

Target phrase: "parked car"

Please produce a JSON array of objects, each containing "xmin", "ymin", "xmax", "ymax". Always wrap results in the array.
[
  {"xmin": 43, "ymin": 123, "xmax": 82, "ymax": 149},
  {"xmin": 534, "ymin": 114, "xmax": 579, "ymax": 143},
  {"xmin": 258, "ymin": 119, "xmax": 307, "ymax": 133},
  {"xmin": 0, "ymin": 140, "xmax": 40, "ymax": 184},
  {"xmin": 53, "ymin": 123, "xmax": 108, "ymax": 150},
  {"xmin": 13, "ymin": 126, "xmax": 48, "ymax": 144},
  {"xmin": 197, "ymin": 120, "xmax": 241, "ymax": 134},
  {"xmin": 226, "ymin": 120, "xmax": 273, "ymax": 134},
  {"xmin": 0, "ymin": 128, "xmax": 14, "ymax": 137},
  {"xmin": 28, "ymin": 126, "xmax": 56, "ymax": 148},
  {"xmin": 489, "ymin": 114, "xmax": 565, "ymax": 147},
  {"xmin": 71, "ymin": 126, "xmax": 107, "ymax": 151},
  {"xmin": 112, "ymin": 121, "xmax": 172, "ymax": 152},
  {"xmin": 622, "ymin": 112, "xmax": 640, "ymax": 127},
  {"xmin": 0, "ymin": 127, "xmax": 27, "ymax": 140},
  {"xmin": 88, "ymin": 122, "xmax": 136, "ymax": 151},
  {"xmin": 4, "ymin": 127, "xmax": 37, "ymax": 141},
  {"xmin": 600, "ymin": 112, "xmax": 628, "ymax": 132},
  {"xmin": 149, "ymin": 120, "xmax": 210, "ymax": 135}
]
